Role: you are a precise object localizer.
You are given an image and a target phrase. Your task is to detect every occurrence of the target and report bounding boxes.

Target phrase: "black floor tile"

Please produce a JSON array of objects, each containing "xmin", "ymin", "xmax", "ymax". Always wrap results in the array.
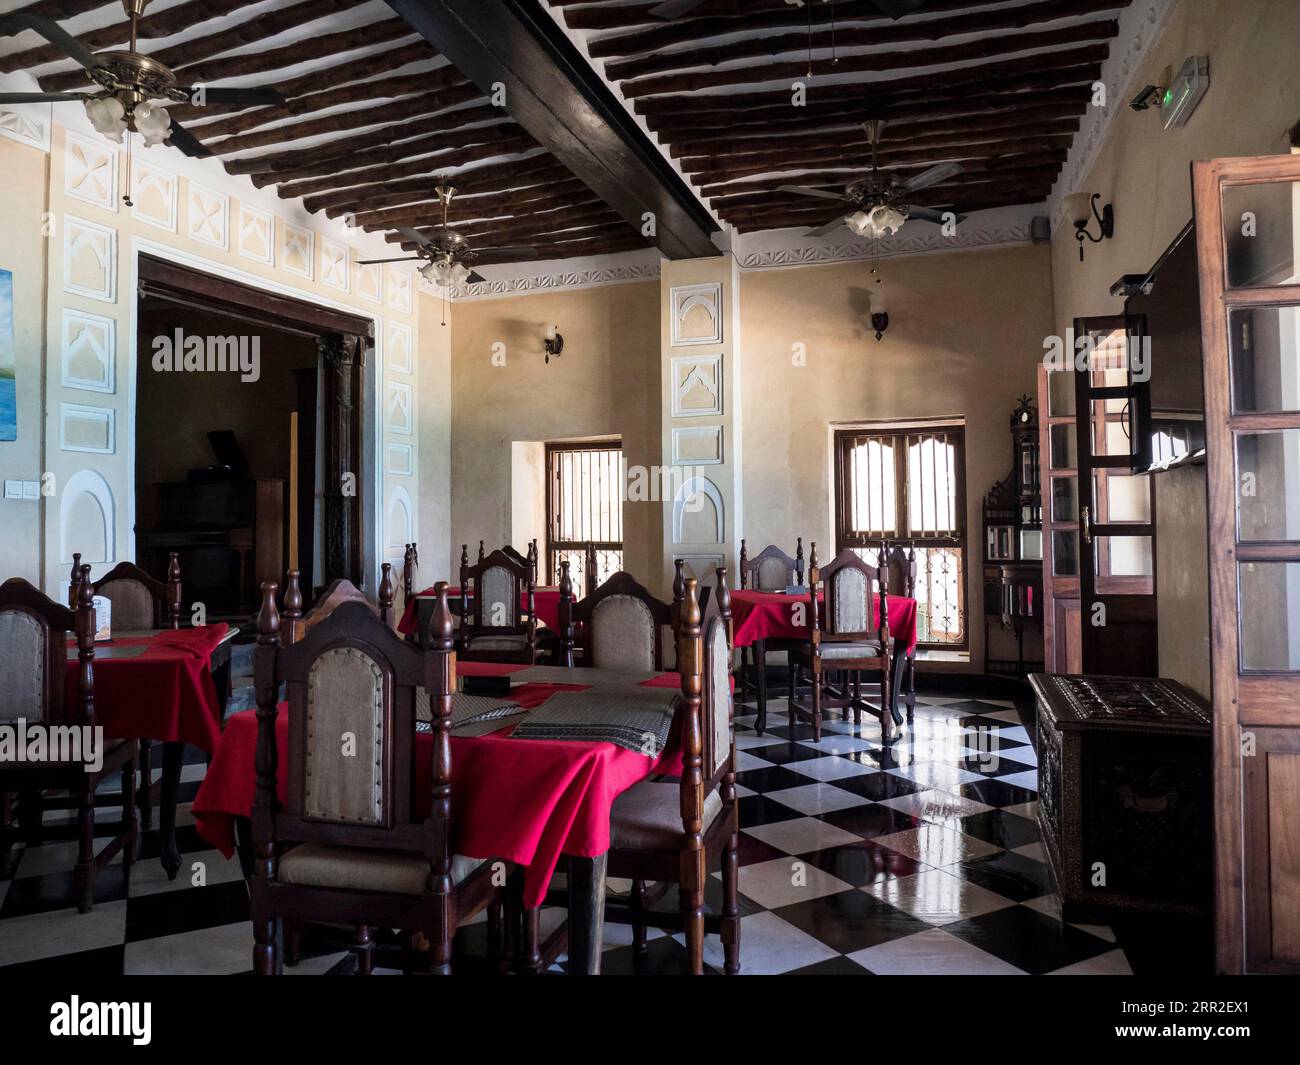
[
  {"xmin": 956, "ymin": 778, "xmax": 1038, "ymax": 808},
  {"xmin": 737, "ymin": 794, "xmax": 806, "ymax": 829},
  {"xmin": 819, "ymin": 803, "xmax": 923, "ymax": 840},
  {"xmin": 124, "ymin": 878, "xmax": 249, "ymax": 942},
  {"xmin": 0, "ymin": 862, "xmax": 129, "ymax": 919},
  {"xmin": 953, "ymin": 851, "xmax": 1055, "ymax": 902},
  {"xmin": 830, "ymin": 772, "xmax": 925, "ymax": 803},
  {"xmin": 959, "ymin": 810, "xmax": 1040, "ymax": 850},
  {"xmin": 944, "ymin": 904, "xmax": 1114, "ymax": 975},
  {"xmin": 735, "ymin": 764, "xmax": 817, "ymax": 793},
  {"xmin": 797, "ymin": 841, "xmax": 926, "ymax": 888},
  {"xmin": 774, "ymin": 889, "xmax": 928, "ymax": 955},
  {"xmin": 787, "ymin": 954, "xmax": 874, "ymax": 975}
]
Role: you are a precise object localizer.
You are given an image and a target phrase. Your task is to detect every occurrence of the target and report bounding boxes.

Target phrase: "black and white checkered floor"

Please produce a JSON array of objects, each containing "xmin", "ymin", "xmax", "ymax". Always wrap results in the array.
[{"xmin": 0, "ymin": 685, "xmax": 1210, "ymax": 975}]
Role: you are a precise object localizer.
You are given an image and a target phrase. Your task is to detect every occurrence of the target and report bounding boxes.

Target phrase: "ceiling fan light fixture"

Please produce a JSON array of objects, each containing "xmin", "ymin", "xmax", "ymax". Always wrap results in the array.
[
  {"xmin": 845, "ymin": 209, "xmax": 873, "ymax": 237},
  {"xmin": 84, "ymin": 95, "xmax": 127, "ymax": 141},
  {"xmin": 133, "ymin": 100, "xmax": 171, "ymax": 146},
  {"xmin": 846, "ymin": 204, "xmax": 906, "ymax": 239}
]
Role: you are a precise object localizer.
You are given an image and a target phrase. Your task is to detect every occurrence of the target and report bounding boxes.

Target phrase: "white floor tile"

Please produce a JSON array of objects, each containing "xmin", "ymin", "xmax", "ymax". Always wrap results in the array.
[
  {"xmin": 743, "ymin": 816, "xmax": 864, "ymax": 854},
  {"xmin": 735, "ymin": 856, "xmax": 853, "ymax": 909},
  {"xmin": 850, "ymin": 927, "xmax": 1025, "ymax": 975}
]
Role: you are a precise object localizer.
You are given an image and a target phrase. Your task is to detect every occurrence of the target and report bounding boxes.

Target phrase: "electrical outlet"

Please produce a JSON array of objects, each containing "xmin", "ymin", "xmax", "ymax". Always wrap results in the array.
[
  {"xmin": 3, "ymin": 480, "xmax": 21, "ymax": 500},
  {"xmin": 22, "ymin": 481, "xmax": 40, "ymax": 499}
]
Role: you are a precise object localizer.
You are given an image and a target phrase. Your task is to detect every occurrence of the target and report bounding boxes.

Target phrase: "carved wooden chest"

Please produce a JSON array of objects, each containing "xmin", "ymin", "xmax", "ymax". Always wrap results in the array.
[{"xmin": 1028, "ymin": 673, "xmax": 1212, "ymax": 922}]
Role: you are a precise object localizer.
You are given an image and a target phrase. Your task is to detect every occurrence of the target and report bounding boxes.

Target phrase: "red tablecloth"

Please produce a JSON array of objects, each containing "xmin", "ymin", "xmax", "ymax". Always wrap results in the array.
[
  {"xmin": 64, "ymin": 625, "xmax": 229, "ymax": 753},
  {"xmin": 397, "ymin": 586, "xmax": 562, "ymax": 636},
  {"xmin": 731, "ymin": 590, "xmax": 919, "ymax": 654},
  {"xmin": 191, "ymin": 663, "xmax": 686, "ymax": 909}
]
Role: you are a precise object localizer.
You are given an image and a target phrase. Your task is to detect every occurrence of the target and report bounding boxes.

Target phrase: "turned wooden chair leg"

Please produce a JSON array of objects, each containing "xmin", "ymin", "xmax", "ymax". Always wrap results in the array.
[
  {"xmin": 74, "ymin": 777, "xmax": 95, "ymax": 913},
  {"xmin": 121, "ymin": 756, "xmax": 137, "ymax": 870},
  {"xmin": 354, "ymin": 924, "xmax": 374, "ymax": 975},
  {"xmin": 522, "ymin": 907, "xmax": 543, "ymax": 974},
  {"xmin": 722, "ymin": 825, "xmax": 741, "ymax": 975},
  {"xmin": 284, "ymin": 920, "xmax": 303, "ymax": 966},
  {"xmin": 811, "ymin": 667, "xmax": 823, "ymax": 743},
  {"xmin": 138, "ymin": 739, "xmax": 153, "ymax": 830},
  {"xmin": 631, "ymin": 878, "xmax": 648, "ymax": 956}
]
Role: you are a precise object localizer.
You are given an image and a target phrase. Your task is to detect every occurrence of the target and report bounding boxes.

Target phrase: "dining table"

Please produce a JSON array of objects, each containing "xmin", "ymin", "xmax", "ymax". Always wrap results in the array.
[
  {"xmin": 397, "ymin": 585, "xmax": 564, "ymax": 637},
  {"xmin": 66, "ymin": 625, "xmax": 234, "ymax": 878},
  {"xmin": 730, "ymin": 588, "xmax": 919, "ymax": 740},
  {"xmin": 191, "ymin": 660, "xmax": 691, "ymax": 975}
]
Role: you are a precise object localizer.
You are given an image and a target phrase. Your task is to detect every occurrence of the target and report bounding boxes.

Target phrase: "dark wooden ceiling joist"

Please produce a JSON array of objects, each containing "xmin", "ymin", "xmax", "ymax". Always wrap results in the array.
[
  {"xmin": 303, "ymin": 154, "xmax": 571, "ymax": 215},
  {"xmin": 383, "ymin": 0, "xmax": 716, "ymax": 259},
  {"xmin": 603, "ymin": 0, "xmax": 1123, "ymax": 80},
  {"xmin": 475, "ymin": 229, "xmax": 651, "ymax": 264},
  {"xmin": 617, "ymin": 20, "xmax": 1116, "ymax": 98},
  {"xmin": 558, "ymin": 0, "xmax": 997, "ymax": 33},
  {"xmin": 585, "ymin": 0, "xmax": 1123, "ymax": 58},
  {"xmin": 680, "ymin": 126, "xmax": 1077, "ymax": 182},
  {"xmin": 223, "ymin": 105, "xmax": 505, "ymax": 172},
  {"xmin": 316, "ymin": 170, "xmax": 582, "ymax": 219},
  {"xmin": 356, "ymin": 182, "xmax": 595, "ymax": 231},
  {"xmin": 396, "ymin": 200, "xmax": 620, "ymax": 245},
  {"xmin": 199, "ymin": 86, "xmax": 483, "ymax": 156},
  {"xmin": 670, "ymin": 105, "xmax": 1082, "ymax": 162}
]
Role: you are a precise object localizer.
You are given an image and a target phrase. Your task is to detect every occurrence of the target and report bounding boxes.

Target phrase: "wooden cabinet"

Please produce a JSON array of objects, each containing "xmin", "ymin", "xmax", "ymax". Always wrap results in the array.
[{"xmin": 1030, "ymin": 673, "xmax": 1211, "ymax": 922}]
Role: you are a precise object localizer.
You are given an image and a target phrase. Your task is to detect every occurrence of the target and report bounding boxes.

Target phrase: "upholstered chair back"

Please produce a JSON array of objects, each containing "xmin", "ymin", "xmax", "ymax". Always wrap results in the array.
[
  {"xmin": 97, "ymin": 577, "xmax": 158, "ymax": 630},
  {"xmin": 479, "ymin": 565, "xmax": 517, "ymax": 628},
  {"xmin": 591, "ymin": 594, "xmax": 656, "ymax": 672},
  {"xmin": 830, "ymin": 566, "xmax": 871, "ymax": 634},
  {"xmin": 0, "ymin": 606, "xmax": 49, "ymax": 722},
  {"xmin": 755, "ymin": 556, "xmax": 792, "ymax": 592},
  {"xmin": 302, "ymin": 645, "xmax": 388, "ymax": 824},
  {"xmin": 704, "ymin": 614, "xmax": 732, "ymax": 778}
]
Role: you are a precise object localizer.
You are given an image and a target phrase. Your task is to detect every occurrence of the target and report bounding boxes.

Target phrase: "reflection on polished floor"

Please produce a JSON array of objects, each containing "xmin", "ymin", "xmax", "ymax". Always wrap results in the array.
[{"xmin": 0, "ymin": 683, "xmax": 1212, "ymax": 976}]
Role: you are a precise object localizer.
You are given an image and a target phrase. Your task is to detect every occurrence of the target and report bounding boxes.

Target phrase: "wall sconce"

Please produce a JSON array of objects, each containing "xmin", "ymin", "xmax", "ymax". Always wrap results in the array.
[
  {"xmin": 543, "ymin": 323, "xmax": 564, "ymax": 363},
  {"xmin": 1065, "ymin": 192, "xmax": 1114, "ymax": 261}
]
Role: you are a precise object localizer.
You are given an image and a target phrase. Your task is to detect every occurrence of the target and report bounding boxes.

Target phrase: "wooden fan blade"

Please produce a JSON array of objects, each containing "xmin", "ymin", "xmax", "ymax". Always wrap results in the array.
[
  {"xmin": 900, "ymin": 161, "xmax": 963, "ymax": 194},
  {"xmin": 357, "ymin": 256, "xmax": 423, "ymax": 265},
  {"xmin": 905, "ymin": 206, "xmax": 965, "ymax": 225},
  {"xmin": 185, "ymin": 86, "xmax": 286, "ymax": 107},
  {"xmin": 809, "ymin": 215, "xmax": 848, "ymax": 238},
  {"xmin": 396, "ymin": 225, "xmax": 434, "ymax": 247},
  {"xmin": 0, "ymin": 91, "xmax": 87, "ymax": 103},
  {"xmin": 465, "ymin": 270, "xmax": 486, "ymax": 285},
  {"xmin": 651, "ymin": 0, "xmax": 708, "ymax": 19},
  {"xmin": 777, "ymin": 184, "xmax": 847, "ymax": 202},
  {"xmin": 165, "ymin": 120, "xmax": 213, "ymax": 159},
  {"xmin": 0, "ymin": 14, "xmax": 99, "ymax": 71}
]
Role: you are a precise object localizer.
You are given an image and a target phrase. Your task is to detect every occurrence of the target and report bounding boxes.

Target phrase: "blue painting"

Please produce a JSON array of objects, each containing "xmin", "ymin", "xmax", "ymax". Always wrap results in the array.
[{"xmin": 0, "ymin": 269, "xmax": 14, "ymax": 442}]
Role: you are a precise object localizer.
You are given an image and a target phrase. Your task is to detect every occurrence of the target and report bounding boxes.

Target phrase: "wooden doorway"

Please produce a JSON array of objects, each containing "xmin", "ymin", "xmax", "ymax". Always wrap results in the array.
[
  {"xmin": 134, "ymin": 255, "xmax": 374, "ymax": 611},
  {"xmin": 1193, "ymin": 153, "xmax": 1300, "ymax": 974}
]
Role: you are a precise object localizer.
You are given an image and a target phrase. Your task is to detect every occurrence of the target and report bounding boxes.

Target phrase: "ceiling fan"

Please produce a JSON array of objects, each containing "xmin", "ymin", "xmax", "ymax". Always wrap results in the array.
[
  {"xmin": 358, "ymin": 185, "xmax": 540, "ymax": 288},
  {"xmin": 649, "ymin": 0, "xmax": 931, "ymax": 20},
  {"xmin": 778, "ymin": 119, "xmax": 966, "ymax": 239},
  {"xmin": 0, "ymin": 1, "xmax": 285, "ymax": 158}
]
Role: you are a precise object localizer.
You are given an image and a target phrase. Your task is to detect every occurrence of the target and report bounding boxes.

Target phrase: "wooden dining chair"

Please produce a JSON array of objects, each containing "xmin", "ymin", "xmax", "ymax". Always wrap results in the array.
[
  {"xmin": 604, "ymin": 570, "xmax": 741, "ymax": 974},
  {"xmin": 73, "ymin": 553, "xmax": 182, "ymax": 832},
  {"xmin": 457, "ymin": 547, "xmax": 537, "ymax": 663},
  {"xmin": 883, "ymin": 541, "xmax": 918, "ymax": 722},
  {"xmin": 280, "ymin": 570, "xmax": 395, "ymax": 646},
  {"xmin": 0, "ymin": 572, "xmax": 138, "ymax": 912},
  {"xmin": 788, "ymin": 544, "xmax": 893, "ymax": 743},
  {"xmin": 737, "ymin": 538, "xmax": 805, "ymax": 718},
  {"xmin": 250, "ymin": 583, "xmax": 505, "ymax": 975},
  {"xmin": 561, "ymin": 569, "xmax": 673, "ymax": 672}
]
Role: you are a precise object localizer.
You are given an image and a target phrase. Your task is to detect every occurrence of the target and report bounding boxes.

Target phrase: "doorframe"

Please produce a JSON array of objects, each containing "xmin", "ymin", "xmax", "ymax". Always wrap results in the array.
[{"xmin": 122, "ymin": 236, "xmax": 386, "ymax": 594}]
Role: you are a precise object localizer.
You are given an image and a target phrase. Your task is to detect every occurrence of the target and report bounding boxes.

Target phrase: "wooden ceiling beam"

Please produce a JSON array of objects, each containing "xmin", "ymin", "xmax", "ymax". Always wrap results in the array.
[
  {"xmin": 447, "ymin": 217, "xmax": 633, "ymax": 250},
  {"xmin": 557, "ymin": 0, "xmax": 988, "ymax": 33},
  {"xmin": 656, "ymin": 84, "xmax": 1093, "ymax": 145},
  {"xmin": 623, "ymin": 25, "xmax": 1114, "ymax": 98},
  {"xmin": 356, "ymin": 183, "xmax": 595, "ymax": 231},
  {"xmin": 277, "ymin": 142, "xmax": 549, "ymax": 200},
  {"xmin": 383, "ymin": 0, "xmax": 717, "ymax": 259},
  {"xmin": 635, "ymin": 47, "xmax": 1108, "ymax": 118},
  {"xmin": 605, "ymin": 0, "xmax": 1124, "ymax": 78},
  {"xmin": 668, "ymin": 105, "xmax": 1082, "ymax": 161},
  {"xmin": 318, "ymin": 172, "xmax": 580, "ymax": 219},
  {"xmin": 474, "ymin": 230, "xmax": 652, "ymax": 264},
  {"xmin": 394, "ymin": 202, "xmax": 622, "ymax": 245},
  {"xmin": 173, "ymin": 66, "xmax": 466, "ymax": 134},
  {"xmin": 194, "ymin": 84, "xmax": 482, "ymax": 155},
  {"xmin": 224, "ymin": 105, "xmax": 504, "ymax": 172},
  {"xmin": 250, "ymin": 125, "xmax": 533, "ymax": 189},
  {"xmin": 585, "ymin": 0, "xmax": 1112, "ymax": 58},
  {"xmin": 302, "ymin": 154, "xmax": 571, "ymax": 214},
  {"xmin": 701, "ymin": 157, "xmax": 1065, "ymax": 200},
  {"xmin": 6, "ymin": 0, "xmax": 256, "ymax": 74},
  {"xmin": 680, "ymin": 126, "xmax": 1078, "ymax": 181}
]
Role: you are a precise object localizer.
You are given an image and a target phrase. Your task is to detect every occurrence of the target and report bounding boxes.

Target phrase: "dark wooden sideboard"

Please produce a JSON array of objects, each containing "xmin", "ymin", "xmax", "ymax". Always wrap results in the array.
[{"xmin": 1028, "ymin": 673, "xmax": 1212, "ymax": 922}]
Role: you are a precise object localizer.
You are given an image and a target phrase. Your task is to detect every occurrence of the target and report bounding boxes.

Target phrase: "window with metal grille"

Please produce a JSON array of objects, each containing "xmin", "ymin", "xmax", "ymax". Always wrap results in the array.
[
  {"xmin": 834, "ymin": 424, "xmax": 968, "ymax": 648},
  {"xmin": 546, "ymin": 440, "xmax": 625, "ymax": 593}
]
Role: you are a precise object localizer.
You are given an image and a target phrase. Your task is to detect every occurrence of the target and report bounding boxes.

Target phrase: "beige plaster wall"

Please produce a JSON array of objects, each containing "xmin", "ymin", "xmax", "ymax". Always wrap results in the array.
[{"xmin": 448, "ymin": 281, "xmax": 662, "ymax": 586}]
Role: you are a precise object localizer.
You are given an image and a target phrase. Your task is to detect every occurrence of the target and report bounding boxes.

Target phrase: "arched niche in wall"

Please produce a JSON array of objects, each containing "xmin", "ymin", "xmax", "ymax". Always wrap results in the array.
[
  {"xmin": 386, "ymin": 486, "xmax": 413, "ymax": 562},
  {"xmin": 672, "ymin": 475, "xmax": 724, "ymax": 545},
  {"xmin": 60, "ymin": 468, "xmax": 114, "ymax": 565}
]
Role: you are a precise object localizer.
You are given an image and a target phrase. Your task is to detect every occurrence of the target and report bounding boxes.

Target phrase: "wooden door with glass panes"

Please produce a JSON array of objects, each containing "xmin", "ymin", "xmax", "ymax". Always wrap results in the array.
[
  {"xmin": 1073, "ymin": 315, "xmax": 1158, "ymax": 676},
  {"xmin": 1038, "ymin": 362, "xmax": 1082, "ymax": 672},
  {"xmin": 1193, "ymin": 153, "xmax": 1300, "ymax": 974}
]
